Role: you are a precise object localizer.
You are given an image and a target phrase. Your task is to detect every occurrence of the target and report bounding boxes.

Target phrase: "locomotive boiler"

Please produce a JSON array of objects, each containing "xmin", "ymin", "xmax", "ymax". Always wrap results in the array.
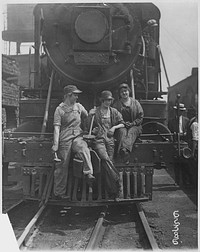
[{"xmin": 3, "ymin": 3, "xmax": 189, "ymax": 206}]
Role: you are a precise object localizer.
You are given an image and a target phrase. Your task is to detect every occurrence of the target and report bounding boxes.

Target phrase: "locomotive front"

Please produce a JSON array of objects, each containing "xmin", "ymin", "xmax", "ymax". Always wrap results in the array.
[{"xmin": 4, "ymin": 3, "xmax": 189, "ymax": 207}]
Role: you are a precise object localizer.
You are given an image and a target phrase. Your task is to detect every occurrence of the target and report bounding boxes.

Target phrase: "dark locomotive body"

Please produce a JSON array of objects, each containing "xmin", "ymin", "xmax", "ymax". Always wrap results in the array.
[{"xmin": 3, "ymin": 3, "xmax": 189, "ymax": 206}]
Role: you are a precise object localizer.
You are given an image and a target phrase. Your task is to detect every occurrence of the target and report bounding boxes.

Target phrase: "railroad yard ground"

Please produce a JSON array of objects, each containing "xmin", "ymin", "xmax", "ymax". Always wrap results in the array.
[
  {"xmin": 142, "ymin": 166, "xmax": 198, "ymax": 250},
  {"xmin": 1, "ymin": 163, "xmax": 198, "ymax": 251}
]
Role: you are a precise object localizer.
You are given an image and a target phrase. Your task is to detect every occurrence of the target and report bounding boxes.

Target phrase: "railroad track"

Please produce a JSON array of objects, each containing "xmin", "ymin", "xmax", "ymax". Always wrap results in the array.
[
  {"xmin": 86, "ymin": 203, "xmax": 159, "ymax": 250},
  {"xmin": 6, "ymin": 200, "xmax": 43, "ymax": 242},
  {"xmin": 10, "ymin": 202, "xmax": 159, "ymax": 250},
  {"xmin": 17, "ymin": 204, "xmax": 103, "ymax": 250}
]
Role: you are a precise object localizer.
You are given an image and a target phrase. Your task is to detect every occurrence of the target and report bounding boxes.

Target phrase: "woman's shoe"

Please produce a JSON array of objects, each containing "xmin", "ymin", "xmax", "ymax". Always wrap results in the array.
[
  {"xmin": 85, "ymin": 174, "xmax": 95, "ymax": 185},
  {"xmin": 120, "ymin": 148, "xmax": 130, "ymax": 164}
]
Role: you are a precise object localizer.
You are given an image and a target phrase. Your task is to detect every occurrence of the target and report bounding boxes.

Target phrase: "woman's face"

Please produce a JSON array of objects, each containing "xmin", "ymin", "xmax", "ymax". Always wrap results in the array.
[
  {"xmin": 64, "ymin": 93, "xmax": 79, "ymax": 104},
  {"xmin": 120, "ymin": 88, "xmax": 130, "ymax": 99},
  {"xmin": 102, "ymin": 99, "xmax": 112, "ymax": 108},
  {"xmin": 70, "ymin": 93, "xmax": 79, "ymax": 104}
]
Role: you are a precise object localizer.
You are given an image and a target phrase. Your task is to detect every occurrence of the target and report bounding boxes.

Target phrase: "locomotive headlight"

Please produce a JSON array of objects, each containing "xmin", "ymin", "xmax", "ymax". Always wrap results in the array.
[{"xmin": 75, "ymin": 10, "xmax": 108, "ymax": 43}]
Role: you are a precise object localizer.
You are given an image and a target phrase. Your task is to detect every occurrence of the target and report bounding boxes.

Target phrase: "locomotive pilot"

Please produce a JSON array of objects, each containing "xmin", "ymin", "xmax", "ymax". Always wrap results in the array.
[
  {"xmin": 52, "ymin": 85, "xmax": 95, "ymax": 200},
  {"xmin": 113, "ymin": 83, "xmax": 144, "ymax": 164}
]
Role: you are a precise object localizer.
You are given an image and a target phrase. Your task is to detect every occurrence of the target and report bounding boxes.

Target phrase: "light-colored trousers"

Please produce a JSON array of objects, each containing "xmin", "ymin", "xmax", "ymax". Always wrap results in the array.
[{"xmin": 54, "ymin": 136, "xmax": 93, "ymax": 196}]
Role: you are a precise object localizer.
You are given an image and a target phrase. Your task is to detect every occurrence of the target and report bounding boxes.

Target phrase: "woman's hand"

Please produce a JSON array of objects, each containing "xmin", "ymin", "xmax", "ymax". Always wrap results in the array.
[
  {"xmin": 125, "ymin": 122, "xmax": 131, "ymax": 128},
  {"xmin": 125, "ymin": 121, "xmax": 136, "ymax": 128},
  {"xmin": 89, "ymin": 107, "xmax": 97, "ymax": 115},
  {"xmin": 92, "ymin": 127, "xmax": 99, "ymax": 135},
  {"xmin": 52, "ymin": 144, "xmax": 58, "ymax": 153}
]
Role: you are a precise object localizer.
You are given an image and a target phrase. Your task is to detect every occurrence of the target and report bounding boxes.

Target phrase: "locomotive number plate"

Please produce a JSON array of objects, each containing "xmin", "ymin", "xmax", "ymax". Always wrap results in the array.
[{"xmin": 74, "ymin": 52, "xmax": 109, "ymax": 65}]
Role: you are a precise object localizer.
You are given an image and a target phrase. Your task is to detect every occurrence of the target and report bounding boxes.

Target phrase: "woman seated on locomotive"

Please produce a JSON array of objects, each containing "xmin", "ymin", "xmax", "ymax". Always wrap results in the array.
[
  {"xmin": 52, "ymin": 85, "xmax": 95, "ymax": 200},
  {"xmin": 113, "ymin": 83, "xmax": 144, "ymax": 163},
  {"xmin": 89, "ymin": 90, "xmax": 124, "ymax": 198}
]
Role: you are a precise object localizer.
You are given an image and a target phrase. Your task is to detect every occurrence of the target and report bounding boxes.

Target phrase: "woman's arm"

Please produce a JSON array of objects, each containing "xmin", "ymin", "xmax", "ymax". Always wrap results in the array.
[
  {"xmin": 52, "ymin": 125, "xmax": 60, "ymax": 152},
  {"xmin": 110, "ymin": 108, "xmax": 125, "ymax": 133},
  {"xmin": 132, "ymin": 100, "xmax": 144, "ymax": 126},
  {"xmin": 111, "ymin": 123, "xmax": 124, "ymax": 131}
]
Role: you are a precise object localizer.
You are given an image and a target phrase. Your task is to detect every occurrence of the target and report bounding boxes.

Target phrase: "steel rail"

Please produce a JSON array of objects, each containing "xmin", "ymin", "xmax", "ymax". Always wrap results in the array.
[
  {"xmin": 3, "ymin": 199, "xmax": 24, "ymax": 214},
  {"xmin": 136, "ymin": 203, "xmax": 159, "ymax": 250},
  {"xmin": 85, "ymin": 206, "xmax": 108, "ymax": 250},
  {"xmin": 17, "ymin": 203, "xmax": 47, "ymax": 248}
]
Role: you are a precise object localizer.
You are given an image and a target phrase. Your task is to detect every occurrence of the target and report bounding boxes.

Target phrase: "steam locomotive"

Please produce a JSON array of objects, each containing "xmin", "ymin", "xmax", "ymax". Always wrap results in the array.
[{"xmin": 3, "ymin": 3, "xmax": 189, "ymax": 206}]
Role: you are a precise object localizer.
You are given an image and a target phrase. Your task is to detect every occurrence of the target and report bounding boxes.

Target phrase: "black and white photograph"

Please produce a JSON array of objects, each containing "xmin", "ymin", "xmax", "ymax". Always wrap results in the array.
[{"xmin": 1, "ymin": 0, "xmax": 198, "ymax": 251}]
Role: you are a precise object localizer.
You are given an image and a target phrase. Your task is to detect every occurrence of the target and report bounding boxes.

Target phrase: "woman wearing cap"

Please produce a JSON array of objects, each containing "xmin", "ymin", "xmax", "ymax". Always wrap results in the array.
[
  {"xmin": 113, "ymin": 83, "xmax": 144, "ymax": 163},
  {"xmin": 52, "ymin": 85, "xmax": 95, "ymax": 200},
  {"xmin": 89, "ymin": 90, "xmax": 124, "ymax": 198}
]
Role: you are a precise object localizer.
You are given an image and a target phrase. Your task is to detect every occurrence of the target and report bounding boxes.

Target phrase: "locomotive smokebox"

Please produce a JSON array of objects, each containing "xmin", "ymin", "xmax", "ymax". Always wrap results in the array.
[{"xmin": 34, "ymin": 3, "xmax": 143, "ymax": 90}]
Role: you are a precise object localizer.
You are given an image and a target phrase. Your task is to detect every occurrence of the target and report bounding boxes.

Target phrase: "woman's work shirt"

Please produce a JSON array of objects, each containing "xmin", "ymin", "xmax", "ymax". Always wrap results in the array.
[
  {"xmin": 100, "ymin": 109, "xmax": 112, "ymax": 132},
  {"xmin": 120, "ymin": 104, "xmax": 132, "ymax": 122},
  {"xmin": 93, "ymin": 107, "xmax": 124, "ymax": 140},
  {"xmin": 113, "ymin": 98, "xmax": 144, "ymax": 125},
  {"xmin": 54, "ymin": 102, "xmax": 88, "ymax": 145}
]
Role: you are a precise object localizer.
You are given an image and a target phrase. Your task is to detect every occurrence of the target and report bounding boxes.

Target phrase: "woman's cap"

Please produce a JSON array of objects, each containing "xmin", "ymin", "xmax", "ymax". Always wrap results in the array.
[
  {"xmin": 100, "ymin": 90, "xmax": 114, "ymax": 100},
  {"xmin": 173, "ymin": 103, "xmax": 186, "ymax": 111},
  {"xmin": 118, "ymin": 83, "xmax": 131, "ymax": 91},
  {"xmin": 64, "ymin": 85, "xmax": 82, "ymax": 94}
]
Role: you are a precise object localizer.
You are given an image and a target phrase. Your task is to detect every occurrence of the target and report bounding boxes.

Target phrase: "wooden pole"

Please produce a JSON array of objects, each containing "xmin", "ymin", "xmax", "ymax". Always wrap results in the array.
[
  {"xmin": 40, "ymin": 69, "xmax": 55, "ymax": 137},
  {"xmin": 130, "ymin": 69, "xmax": 135, "ymax": 99},
  {"xmin": 157, "ymin": 45, "xmax": 170, "ymax": 87}
]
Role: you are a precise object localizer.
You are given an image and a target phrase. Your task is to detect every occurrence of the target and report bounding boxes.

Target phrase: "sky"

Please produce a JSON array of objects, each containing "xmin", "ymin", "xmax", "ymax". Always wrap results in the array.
[
  {"xmin": 154, "ymin": 0, "xmax": 198, "ymax": 90},
  {"xmin": 1, "ymin": 0, "xmax": 199, "ymax": 92}
]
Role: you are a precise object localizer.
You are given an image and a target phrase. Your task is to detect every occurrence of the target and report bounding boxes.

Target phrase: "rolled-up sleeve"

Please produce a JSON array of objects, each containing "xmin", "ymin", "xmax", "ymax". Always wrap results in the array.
[
  {"xmin": 112, "ymin": 108, "xmax": 124, "ymax": 125},
  {"xmin": 80, "ymin": 104, "xmax": 88, "ymax": 118},
  {"xmin": 54, "ymin": 107, "xmax": 62, "ymax": 126},
  {"xmin": 117, "ymin": 110, "xmax": 124, "ymax": 124}
]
